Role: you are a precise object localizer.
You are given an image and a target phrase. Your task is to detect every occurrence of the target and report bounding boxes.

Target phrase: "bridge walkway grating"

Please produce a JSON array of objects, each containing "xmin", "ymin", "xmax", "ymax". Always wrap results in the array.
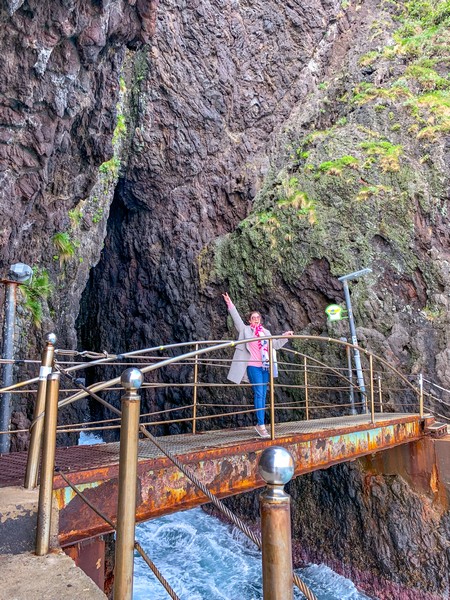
[{"xmin": 0, "ymin": 413, "xmax": 420, "ymax": 489}]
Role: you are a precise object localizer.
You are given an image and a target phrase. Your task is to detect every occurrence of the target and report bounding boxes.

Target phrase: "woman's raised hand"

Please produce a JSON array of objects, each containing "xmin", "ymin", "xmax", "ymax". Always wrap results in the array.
[{"xmin": 222, "ymin": 292, "xmax": 233, "ymax": 308}]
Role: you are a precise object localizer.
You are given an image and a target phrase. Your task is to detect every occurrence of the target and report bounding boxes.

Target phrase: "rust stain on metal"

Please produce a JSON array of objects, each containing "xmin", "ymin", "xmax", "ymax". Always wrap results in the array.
[
  {"xmin": 53, "ymin": 415, "xmax": 426, "ymax": 547},
  {"xmin": 63, "ymin": 537, "xmax": 105, "ymax": 590}
]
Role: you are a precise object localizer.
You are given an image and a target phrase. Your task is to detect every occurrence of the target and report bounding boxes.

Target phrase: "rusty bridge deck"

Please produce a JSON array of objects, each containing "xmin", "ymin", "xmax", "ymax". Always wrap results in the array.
[{"xmin": 0, "ymin": 413, "xmax": 428, "ymax": 547}]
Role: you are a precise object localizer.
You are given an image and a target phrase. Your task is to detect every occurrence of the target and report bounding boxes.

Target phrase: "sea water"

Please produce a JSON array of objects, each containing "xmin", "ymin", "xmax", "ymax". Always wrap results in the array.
[
  {"xmin": 78, "ymin": 432, "xmax": 374, "ymax": 600},
  {"xmin": 133, "ymin": 509, "xmax": 374, "ymax": 600}
]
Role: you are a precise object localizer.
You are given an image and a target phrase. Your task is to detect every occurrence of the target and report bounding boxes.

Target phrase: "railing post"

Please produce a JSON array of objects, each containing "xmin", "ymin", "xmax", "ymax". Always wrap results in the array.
[
  {"xmin": 259, "ymin": 446, "xmax": 294, "ymax": 600},
  {"xmin": 192, "ymin": 343, "xmax": 199, "ymax": 434},
  {"xmin": 343, "ymin": 339, "xmax": 356, "ymax": 415},
  {"xmin": 35, "ymin": 372, "xmax": 60, "ymax": 556},
  {"xmin": 268, "ymin": 338, "xmax": 275, "ymax": 440},
  {"xmin": 25, "ymin": 333, "xmax": 56, "ymax": 489},
  {"xmin": 378, "ymin": 375, "xmax": 383, "ymax": 413},
  {"xmin": 418, "ymin": 373, "xmax": 424, "ymax": 418},
  {"xmin": 369, "ymin": 354, "xmax": 375, "ymax": 424},
  {"xmin": 114, "ymin": 368, "xmax": 143, "ymax": 600},
  {"xmin": 303, "ymin": 356, "xmax": 309, "ymax": 421}
]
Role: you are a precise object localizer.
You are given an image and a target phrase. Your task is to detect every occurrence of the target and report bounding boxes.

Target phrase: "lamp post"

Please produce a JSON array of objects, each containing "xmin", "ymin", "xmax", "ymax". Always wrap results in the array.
[
  {"xmin": 338, "ymin": 268, "xmax": 372, "ymax": 414},
  {"xmin": 340, "ymin": 337, "xmax": 356, "ymax": 415},
  {"xmin": 0, "ymin": 262, "xmax": 33, "ymax": 453}
]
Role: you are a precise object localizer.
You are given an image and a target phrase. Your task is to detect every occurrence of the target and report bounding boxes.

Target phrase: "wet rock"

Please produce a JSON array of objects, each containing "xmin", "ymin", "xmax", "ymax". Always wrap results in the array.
[{"xmin": 0, "ymin": 0, "xmax": 155, "ymax": 450}]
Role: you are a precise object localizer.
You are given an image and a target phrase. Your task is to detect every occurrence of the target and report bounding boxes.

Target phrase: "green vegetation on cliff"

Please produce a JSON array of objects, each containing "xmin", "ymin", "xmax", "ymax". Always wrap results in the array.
[
  {"xmin": 203, "ymin": 0, "xmax": 449, "ymax": 329},
  {"xmin": 19, "ymin": 269, "xmax": 53, "ymax": 327},
  {"xmin": 52, "ymin": 232, "xmax": 76, "ymax": 267}
]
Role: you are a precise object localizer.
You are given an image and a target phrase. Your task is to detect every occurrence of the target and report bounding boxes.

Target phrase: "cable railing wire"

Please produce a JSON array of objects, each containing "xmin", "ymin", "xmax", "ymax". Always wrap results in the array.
[{"xmin": 54, "ymin": 366, "xmax": 318, "ymax": 600}]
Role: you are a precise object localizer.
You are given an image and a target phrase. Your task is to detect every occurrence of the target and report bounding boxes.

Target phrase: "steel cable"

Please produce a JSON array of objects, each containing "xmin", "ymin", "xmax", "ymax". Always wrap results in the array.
[
  {"xmin": 55, "ymin": 365, "xmax": 318, "ymax": 600},
  {"xmin": 57, "ymin": 470, "xmax": 180, "ymax": 600},
  {"xmin": 138, "ymin": 424, "xmax": 318, "ymax": 600},
  {"xmin": 134, "ymin": 541, "xmax": 181, "ymax": 600}
]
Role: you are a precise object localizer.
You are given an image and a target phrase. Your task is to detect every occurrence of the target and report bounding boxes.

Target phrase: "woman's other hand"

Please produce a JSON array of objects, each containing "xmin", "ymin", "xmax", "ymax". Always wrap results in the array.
[
  {"xmin": 282, "ymin": 330, "xmax": 294, "ymax": 336},
  {"xmin": 222, "ymin": 292, "xmax": 233, "ymax": 308}
]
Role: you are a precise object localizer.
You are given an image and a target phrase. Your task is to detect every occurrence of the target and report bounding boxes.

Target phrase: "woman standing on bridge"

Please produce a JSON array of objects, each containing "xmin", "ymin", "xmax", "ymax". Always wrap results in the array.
[{"xmin": 222, "ymin": 293, "xmax": 293, "ymax": 438}]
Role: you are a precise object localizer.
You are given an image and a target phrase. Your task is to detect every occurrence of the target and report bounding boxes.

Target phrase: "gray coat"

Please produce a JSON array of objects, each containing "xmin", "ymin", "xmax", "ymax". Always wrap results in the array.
[{"xmin": 226, "ymin": 304, "xmax": 289, "ymax": 384}]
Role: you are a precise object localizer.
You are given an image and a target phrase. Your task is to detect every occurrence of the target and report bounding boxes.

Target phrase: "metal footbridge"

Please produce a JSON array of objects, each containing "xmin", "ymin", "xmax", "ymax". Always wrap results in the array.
[
  {"xmin": 0, "ymin": 412, "xmax": 427, "ymax": 548},
  {"xmin": 0, "ymin": 334, "xmax": 448, "ymax": 600}
]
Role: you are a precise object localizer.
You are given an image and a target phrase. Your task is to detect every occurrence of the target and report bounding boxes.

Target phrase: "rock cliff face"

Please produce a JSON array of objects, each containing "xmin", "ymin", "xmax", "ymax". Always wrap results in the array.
[
  {"xmin": 0, "ymin": 0, "xmax": 156, "ymax": 441},
  {"xmin": 78, "ymin": 0, "xmax": 343, "ymax": 352},
  {"xmin": 0, "ymin": 0, "xmax": 157, "ymax": 349},
  {"xmin": 78, "ymin": 0, "xmax": 450, "ymax": 394}
]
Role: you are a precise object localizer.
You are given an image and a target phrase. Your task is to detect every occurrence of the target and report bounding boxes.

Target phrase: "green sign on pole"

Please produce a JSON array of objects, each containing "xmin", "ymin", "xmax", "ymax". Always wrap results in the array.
[{"xmin": 325, "ymin": 304, "xmax": 343, "ymax": 322}]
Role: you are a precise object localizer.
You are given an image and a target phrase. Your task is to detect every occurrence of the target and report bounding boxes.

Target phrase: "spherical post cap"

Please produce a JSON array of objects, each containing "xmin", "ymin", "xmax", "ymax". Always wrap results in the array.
[
  {"xmin": 121, "ymin": 367, "xmax": 144, "ymax": 390},
  {"xmin": 258, "ymin": 446, "xmax": 295, "ymax": 485},
  {"xmin": 46, "ymin": 333, "xmax": 57, "ymax": 345}
]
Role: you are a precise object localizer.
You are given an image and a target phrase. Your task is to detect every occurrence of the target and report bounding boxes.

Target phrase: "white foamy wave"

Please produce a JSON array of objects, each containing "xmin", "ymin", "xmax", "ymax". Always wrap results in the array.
[
  {"xmin": 78, "ymin": 430, "xmax": 105, "ymax": 445},
  {"xmin": 299, "ymin": 563, "xmax": 375, "ymax": 599},
  {"xmin": 149, "ymin": 522, "xmax": 197, "ymax": 550},
  {"xmin": 133, "ymin": 508, "xmax": 375, "ymax": 600}
]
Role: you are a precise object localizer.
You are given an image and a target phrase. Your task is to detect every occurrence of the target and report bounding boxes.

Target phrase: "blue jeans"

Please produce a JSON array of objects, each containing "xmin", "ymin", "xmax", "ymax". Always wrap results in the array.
[{"xmin": 247, "ymin": 366, "xmax": 269, "ymax": 426}]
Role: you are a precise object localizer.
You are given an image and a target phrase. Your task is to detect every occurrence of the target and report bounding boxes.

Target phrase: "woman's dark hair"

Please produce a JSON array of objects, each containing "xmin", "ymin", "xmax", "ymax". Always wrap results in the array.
[{"xmin": 247, "ymin": 311, "xmax": 263, "ymax": 322}]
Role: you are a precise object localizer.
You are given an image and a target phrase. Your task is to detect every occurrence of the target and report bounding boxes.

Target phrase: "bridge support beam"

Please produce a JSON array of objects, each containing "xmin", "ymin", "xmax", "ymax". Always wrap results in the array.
[{"xmin": 52, "ymin": 415, "xmax": 429, "ymax": 547}]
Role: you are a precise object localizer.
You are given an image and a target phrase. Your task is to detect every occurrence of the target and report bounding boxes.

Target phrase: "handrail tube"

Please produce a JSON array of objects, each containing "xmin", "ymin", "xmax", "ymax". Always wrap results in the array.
[
  {"xmin": 1, "ymin": 335, "xmax": 420, "ymax": 400},
  {"xmin": 114, "ymin": 374, "xmax": 142, "ymax": 600},
  {"xmin": 35, "ymin": 373, "xmax": 60, "ymax": 555},
  {"xmin": 56, "ymin": 340, "xmax": 236, "ymax": 409},
  {"xmin": 0, "ymin": 340, "xmax": 234, "ymax": 395},
  {"xmin": 29, "ymin": 336, "xmax": 423, "ymax": 432},
  {"xmin": 25, "ymin": 336, "xmax": 56, "ymax": 489},
  {"xmin": 56, "ymin": 337, "xmax": 335, "ymax": 407},
  {"xmin": 0, "ymin": 335, "xmax": 418, "ymax": 398}
]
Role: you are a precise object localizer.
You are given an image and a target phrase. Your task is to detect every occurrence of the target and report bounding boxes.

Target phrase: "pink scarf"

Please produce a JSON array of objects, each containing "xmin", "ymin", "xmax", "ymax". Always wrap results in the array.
[{"xmin": 251, "ymin": 324, "xmax": 270, "ymax": 370}]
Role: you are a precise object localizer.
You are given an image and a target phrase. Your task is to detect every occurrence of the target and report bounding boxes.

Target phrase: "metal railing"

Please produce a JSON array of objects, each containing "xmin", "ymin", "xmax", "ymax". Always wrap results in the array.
[
  {"xmin": 1, "ymin": 333, "xmax": 446, "ymax": 599},
  {"xmin": 0, "ymin": 333, "xmax": 433, "ymax": 450}
]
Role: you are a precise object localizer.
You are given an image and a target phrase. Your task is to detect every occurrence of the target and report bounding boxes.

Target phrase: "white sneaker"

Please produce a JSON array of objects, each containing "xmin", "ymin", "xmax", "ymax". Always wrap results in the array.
[{"xmin": 255, "ymin": 425, "xmax": 270, "ymax": 439}]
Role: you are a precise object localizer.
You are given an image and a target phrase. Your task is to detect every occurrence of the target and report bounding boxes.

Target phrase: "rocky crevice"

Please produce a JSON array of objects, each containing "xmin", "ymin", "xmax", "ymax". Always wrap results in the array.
[
  {"xmin": 0, "ymin": 0, "xmax": 160, "ymax": 447},
  {"xmin": 77, "ymin": 0, "xmax": 351, "ymax": 354}
]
